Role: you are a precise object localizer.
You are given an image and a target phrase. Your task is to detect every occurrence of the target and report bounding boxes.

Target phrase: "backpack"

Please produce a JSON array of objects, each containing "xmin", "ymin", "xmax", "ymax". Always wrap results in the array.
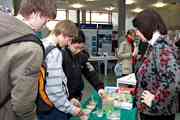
[
  {"xmin": 0, "ymin": 34, "xmax": 45, "ymax": 108},
  {"xmin": 36, "ymin": 45, "xmax": 57, "ymax": 113}
]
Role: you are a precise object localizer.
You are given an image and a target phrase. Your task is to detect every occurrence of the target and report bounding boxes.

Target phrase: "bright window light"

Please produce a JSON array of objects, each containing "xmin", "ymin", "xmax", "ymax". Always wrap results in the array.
[
  {"xmin": 46, "ymin": 21, "xmax": 59, "ymax": 31},
  {"xmin": 91, "ymin": 12, "xmax": 109, "ymax": 23},
  {"xmin": 56, "ymin": 10, "xmax": 66, "ymax": 20}
]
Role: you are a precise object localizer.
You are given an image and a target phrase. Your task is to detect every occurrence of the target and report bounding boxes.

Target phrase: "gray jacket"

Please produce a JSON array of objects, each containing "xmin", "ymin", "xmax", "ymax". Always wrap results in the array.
[
  {"xmin": 42, "ymin": 39, "xmax": 76, "ymax": 115},
  {"xmin": 0, "ymin": 12, "xmax": 43, "ymax": 120}
]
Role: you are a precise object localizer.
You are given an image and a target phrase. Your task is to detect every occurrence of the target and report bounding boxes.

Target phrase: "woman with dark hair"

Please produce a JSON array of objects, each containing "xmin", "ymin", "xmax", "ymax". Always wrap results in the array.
[{"xmin": 133, "ymin": 9, "xmax": 177, "ymax": 120}]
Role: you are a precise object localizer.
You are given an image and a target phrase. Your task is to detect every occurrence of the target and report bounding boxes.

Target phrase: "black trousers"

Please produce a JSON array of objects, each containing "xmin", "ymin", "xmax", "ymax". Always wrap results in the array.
[{"xmin": 140, "ymin": 113, "xmax": 175, "ymax": 120}]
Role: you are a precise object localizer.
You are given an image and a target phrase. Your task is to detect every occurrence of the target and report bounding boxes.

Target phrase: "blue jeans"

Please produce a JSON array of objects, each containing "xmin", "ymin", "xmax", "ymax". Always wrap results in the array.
[{"xmin": 38, "ymin": 108, "xmax": 69, "ymax": 120}]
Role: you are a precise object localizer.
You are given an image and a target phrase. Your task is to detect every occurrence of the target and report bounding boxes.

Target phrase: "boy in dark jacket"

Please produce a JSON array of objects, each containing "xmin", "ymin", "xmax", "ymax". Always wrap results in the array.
[{"xmin": 62, "ymin": 30, "xmax": 105, "ymax": 101}]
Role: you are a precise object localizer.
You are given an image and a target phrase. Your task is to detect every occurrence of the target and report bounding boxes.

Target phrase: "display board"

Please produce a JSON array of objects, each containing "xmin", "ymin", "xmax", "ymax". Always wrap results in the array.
[
  {"xmin": 80, "ymin": 24, "xmax": 98, "ymax": 56},
  {"xmin": 97, "ymin": 24, "xmax": 113, "ymax": 56}
]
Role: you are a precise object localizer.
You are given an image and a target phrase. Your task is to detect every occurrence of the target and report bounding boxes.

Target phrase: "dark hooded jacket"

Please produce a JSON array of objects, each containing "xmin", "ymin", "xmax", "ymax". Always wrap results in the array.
[{"xmin": 62, "ymin": 48, "xmax": 104, "ymax": 99}]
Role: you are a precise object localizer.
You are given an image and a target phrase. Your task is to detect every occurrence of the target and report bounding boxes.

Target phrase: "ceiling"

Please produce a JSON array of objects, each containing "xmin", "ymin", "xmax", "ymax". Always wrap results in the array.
[
  {"xmin": 56, "ymin": 0, "xmax": 178, "ymax": 12},
  {"xmin": 55, "ymin": 0, "xmax": 180, "ymax": 29}
]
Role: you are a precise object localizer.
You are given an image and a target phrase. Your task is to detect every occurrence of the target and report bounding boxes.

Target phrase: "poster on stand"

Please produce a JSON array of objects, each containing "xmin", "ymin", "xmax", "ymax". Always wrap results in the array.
[
  {"xmin": 97, "ymin": 24, "xmax": 113, "ymax": 56},
  {"xmin": 80, "ymin": 24, "xmax": 97, "ymax": 56}
]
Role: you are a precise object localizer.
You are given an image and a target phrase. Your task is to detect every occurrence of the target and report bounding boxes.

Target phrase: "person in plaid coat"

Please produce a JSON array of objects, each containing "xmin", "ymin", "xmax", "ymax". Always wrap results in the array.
[{"xmin": 133, "ymin": 9, "xmax": 177, "ymax": 120}]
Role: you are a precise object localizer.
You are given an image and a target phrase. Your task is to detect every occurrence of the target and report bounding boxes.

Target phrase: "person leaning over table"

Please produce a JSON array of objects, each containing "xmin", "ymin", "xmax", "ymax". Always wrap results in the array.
[
  {"xmin": 133, "ymin": 9, "xmax": 177, "ymax": 120},
  {"xmin": 62, "ymin": 30, "xmax": 105, "ymax": 102},
  {"xmin": 37, "ymin": 20, "xmax": 82, "ymax": 120}
]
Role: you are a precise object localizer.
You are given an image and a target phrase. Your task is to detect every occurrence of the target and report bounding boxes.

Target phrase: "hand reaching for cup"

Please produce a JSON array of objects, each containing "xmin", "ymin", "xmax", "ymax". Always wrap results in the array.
[
  {"xmin": 73, "ymin": 107, "xmax": 82, "ymax": 116},
  {"xmin": 70, "ymin": 98, "xmax": 81, "ymax": 107}
]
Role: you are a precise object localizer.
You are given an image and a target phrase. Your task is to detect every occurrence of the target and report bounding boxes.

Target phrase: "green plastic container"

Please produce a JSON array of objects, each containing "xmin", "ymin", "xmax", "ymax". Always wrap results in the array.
[{"xmin": 70, "ymin": 90, "xmax": 137, "ymax": 120}]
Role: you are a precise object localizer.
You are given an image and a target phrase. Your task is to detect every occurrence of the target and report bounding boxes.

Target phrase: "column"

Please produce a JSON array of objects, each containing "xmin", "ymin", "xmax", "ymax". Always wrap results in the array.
[
  {"xmin": 90, "ymin": 10, "xmax": 92, "ymax": 24},
  {"xmin": 117, "ymin": 0, "xmax": 126, "ymax": 46},
  {"xmin": 108, "ymin": 11, "xmax": 112, "ymax": 24},
  {"xmin": 77, "ymin": 9, "xmax": 80, "ymax": 27},
  {"xmin": 66, "ymin": 9, "xmax": 69, "ymax": 20},
  {"xmin": 81, "ymin": 9, "xmax": 86, "ymax": 24}
]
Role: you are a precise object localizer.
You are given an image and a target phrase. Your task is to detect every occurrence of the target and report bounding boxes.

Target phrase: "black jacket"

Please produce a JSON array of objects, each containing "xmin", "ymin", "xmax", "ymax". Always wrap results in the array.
[{"xmin": 62, "ymin": 48, "xmax": 104, "ymax": 99}]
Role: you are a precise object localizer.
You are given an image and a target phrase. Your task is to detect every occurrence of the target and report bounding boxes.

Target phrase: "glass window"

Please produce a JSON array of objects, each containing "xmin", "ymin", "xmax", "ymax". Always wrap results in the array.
[
  {"xmin": 86, "ymin": 11, "xmax": 91, "ymax": 23},
  {"xmin": 56, "ymin": 9, "xmax": 66, "ymax": 20},
  {"xmin": 112, "ymin": 12, "xmax": 118, "ymax": 26},
  {"xmin": 69, "ymin": 10, "xmax": 77, "ymax": 23},
  {"xmin": 91, "ymin": 11, "xmax": 109, "ymax": 24}
]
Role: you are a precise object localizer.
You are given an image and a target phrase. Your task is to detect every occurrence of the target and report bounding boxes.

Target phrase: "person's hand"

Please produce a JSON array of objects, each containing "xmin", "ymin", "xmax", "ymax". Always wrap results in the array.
[
  {"xmin": 73, "ymin": 107, "xmax": 82, "ymax": 116},
  {"xmin": 98, "ymin": 89, "xmax": 113, "ymax": 104},
  {"xmin": 132, "ymin": 47, "xmax": 138, "ymax": 57},
  {"xmin": 98, "ymin": 89, "xmax": 106, "ymax": 98},
  {"xmin": 70, "ymin": 98, "xmax": 81, "ymax": 107},
  {"xmin": 80, "ymin": 111, "xmax": 89, "ymax": 120},
  {"xmin": 141, "ymin": 90, "xmax": 155, "ymax": 107},
  {"xmin": 135, "ymin": 30, "xmax": 147, "ymax": 42},
  {"xmin": 80, "ymin": 114, "xmax": 88, "ymax": 120}
]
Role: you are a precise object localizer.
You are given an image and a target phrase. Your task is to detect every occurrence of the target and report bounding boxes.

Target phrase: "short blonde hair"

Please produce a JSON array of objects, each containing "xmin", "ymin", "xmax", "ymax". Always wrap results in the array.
[{"xmin": 53, "ymin": 20, "xmax": 78, "ymax": 38}]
